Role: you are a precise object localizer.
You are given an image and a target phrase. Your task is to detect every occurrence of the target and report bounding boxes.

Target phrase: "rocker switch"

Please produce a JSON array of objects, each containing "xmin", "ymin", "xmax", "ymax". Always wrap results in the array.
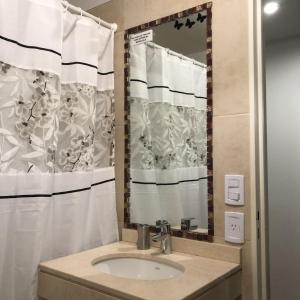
[{"xmin": 225, "ymin": 175, "xmax": 244, "ymax": 206}]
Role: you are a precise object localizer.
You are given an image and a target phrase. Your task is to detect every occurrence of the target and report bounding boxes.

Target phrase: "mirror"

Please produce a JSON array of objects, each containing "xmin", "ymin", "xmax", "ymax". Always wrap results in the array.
[{"xmin": 124, "ymin": 3, "xmax": 213, "ymax": 241}]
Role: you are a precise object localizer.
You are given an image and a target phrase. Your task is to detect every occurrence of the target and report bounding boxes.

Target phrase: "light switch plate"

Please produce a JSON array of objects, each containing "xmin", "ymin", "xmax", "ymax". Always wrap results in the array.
[
  {"xmin": 225, "ymin": 212, "xmax": 245, "ymax": 244},
  {"xmin": 225, "ymin": 175, "xmax": 244, "ymax": 206}
]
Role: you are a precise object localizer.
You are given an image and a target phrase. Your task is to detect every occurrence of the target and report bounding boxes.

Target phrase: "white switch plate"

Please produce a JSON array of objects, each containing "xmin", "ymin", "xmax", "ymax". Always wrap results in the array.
[
  {"xmin": 225, "ymin": 175, "xmax": 244, "ymax": 206},
  {"xmin": 225, "ymin": 212, "xmax": 244, "ymax": 244}
]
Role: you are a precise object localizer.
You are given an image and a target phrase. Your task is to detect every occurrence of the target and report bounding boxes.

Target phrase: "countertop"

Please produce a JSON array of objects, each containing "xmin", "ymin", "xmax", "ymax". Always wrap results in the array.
[{"xmin": 39, "ymin": 241, "xmax": 241, "ymax": 300}]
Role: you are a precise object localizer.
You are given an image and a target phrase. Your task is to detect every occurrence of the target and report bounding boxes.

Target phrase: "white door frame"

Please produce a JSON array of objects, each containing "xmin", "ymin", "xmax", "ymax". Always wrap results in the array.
[{"xmin": 252, "ymin": 0, "xmax": 269, "ymax": 299}]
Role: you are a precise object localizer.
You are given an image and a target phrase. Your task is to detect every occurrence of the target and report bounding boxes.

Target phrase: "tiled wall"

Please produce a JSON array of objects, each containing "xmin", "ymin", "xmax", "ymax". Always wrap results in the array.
[{"xmin": 90, "ymin": 0, "xmax": 255, "ymax": 299}]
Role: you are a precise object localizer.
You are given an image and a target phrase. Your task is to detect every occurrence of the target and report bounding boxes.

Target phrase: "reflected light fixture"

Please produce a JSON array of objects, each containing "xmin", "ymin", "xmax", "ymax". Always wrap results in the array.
[{"xmin": 264, "ymin": 1, "xmax": 279, "ymax": 15}]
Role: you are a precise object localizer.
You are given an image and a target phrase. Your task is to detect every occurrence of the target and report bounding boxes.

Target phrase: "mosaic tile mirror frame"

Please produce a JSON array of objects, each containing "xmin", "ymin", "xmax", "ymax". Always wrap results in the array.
[{"xmin": 124, "ymin": 3, "xmax": 213, "ymax": 242}]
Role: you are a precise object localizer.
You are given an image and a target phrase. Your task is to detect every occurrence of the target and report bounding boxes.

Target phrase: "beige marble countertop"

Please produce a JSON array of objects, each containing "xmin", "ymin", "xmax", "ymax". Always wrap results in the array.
[{"xmin": 39, "ymin": 242, "xmax": 241, "ymax": 300}]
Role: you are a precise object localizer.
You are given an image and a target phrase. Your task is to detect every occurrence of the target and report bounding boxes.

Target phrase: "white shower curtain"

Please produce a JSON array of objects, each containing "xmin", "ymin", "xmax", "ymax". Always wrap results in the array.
[
  {"xmin": 129, "ymin": 42, "xmax": 208, "ymax": 228},
  {"xmin": 0, "ymin": 1, "xmax": 118, "ymax": 299}
]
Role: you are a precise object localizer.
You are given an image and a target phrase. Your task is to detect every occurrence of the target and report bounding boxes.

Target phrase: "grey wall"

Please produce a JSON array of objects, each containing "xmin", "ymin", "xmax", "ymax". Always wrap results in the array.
[{"xmin": 266, "ymin": 36, "xmax": 300, "ymax": 300}]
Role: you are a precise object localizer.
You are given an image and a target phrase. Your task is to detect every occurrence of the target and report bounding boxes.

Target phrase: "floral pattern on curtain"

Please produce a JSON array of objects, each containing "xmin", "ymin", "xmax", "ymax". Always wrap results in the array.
[
  {"xmin": 130, "ymin": 98, "xmax": 207, "ymax": 170},
  {"xmin": 0, "ymin": 1, "xmax": 118, "ymax": 300},
  {"xmin": 0, "ymin": 62, "xmax": 114, "ymax": 173},
  {"xmin": 129, "ymin": 42, "xmax": 208, "ymax": 227}
]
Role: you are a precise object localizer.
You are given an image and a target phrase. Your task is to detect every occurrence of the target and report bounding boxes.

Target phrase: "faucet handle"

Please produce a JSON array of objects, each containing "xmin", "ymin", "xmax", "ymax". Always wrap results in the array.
[
  {"xmin": 155, "ymin": 220, "xmax": 171, "ymax": 234},
  {"xmin": 155, "ymin": 219, "xmax": 168, "ymax": 227},
  {"xmin": 181, "ymin": 217, "xmax": 198, "ymax": 231}
]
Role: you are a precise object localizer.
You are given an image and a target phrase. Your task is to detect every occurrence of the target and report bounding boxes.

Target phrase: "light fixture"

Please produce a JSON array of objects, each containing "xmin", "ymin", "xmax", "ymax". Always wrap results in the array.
[{"xmin": 264, "ymin": 2, "xmax": 279, "ymax": 15}]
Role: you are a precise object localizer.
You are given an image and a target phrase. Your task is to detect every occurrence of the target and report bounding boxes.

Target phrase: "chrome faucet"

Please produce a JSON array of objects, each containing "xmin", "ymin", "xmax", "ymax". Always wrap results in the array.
[{"xmin": 152, "ymin": 220, "xmax": 172, "ymax": 254}]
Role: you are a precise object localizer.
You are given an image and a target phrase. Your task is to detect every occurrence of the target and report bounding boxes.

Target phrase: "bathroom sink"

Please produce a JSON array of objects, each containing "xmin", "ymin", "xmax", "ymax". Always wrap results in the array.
[{"xmin": 92, "ymin": 256, "xmax": 184, "ymax": 280}]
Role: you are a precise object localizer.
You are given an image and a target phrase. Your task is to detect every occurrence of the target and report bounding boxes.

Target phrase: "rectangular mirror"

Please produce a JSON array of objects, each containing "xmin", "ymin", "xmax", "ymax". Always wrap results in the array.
[{"xmin": 124, "ymin": 3, "xmax": 213, "ymax": 241}]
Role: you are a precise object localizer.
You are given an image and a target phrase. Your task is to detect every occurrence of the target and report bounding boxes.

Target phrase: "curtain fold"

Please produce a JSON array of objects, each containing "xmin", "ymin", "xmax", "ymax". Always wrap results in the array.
[
  {"xmin": 0, "ymin": 1, "xmax": 117, "ymax": 299},
  {"xmin": 129, "ymin": 42, "xmax": 208, "ymax": 228}
]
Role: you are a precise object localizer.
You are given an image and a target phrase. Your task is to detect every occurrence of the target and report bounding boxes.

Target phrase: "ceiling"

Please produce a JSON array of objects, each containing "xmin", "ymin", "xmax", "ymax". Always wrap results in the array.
[
  {"xmin": 263, "ymin": 0, "xmax": 300, "ymax": 42},
  {"xmin": 68, "ymin": 0, "xmax": 111, "ymax": 10}
]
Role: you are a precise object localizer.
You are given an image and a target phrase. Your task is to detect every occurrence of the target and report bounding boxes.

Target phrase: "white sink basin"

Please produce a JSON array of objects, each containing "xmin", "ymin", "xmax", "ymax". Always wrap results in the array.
[{"xmin": 92, "ymin": 256, "xmax": 183, "ymax": 280}]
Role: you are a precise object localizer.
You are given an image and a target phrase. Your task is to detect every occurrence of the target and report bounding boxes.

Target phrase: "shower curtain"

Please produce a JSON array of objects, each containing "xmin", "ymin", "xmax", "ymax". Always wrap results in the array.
[
  {"xmin": 0, "ymin": 0, "xmax": 118, "ymax": 299},
  {"xmin": 129, "ymin": 42, "xmax": 208, "ymax": 228}
]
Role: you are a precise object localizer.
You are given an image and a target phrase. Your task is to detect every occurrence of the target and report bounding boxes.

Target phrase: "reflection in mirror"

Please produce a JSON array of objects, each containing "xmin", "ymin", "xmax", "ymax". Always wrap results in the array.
[{"xmin": 125, "ymin": 4, "xmax": 213, "ymax": 241}]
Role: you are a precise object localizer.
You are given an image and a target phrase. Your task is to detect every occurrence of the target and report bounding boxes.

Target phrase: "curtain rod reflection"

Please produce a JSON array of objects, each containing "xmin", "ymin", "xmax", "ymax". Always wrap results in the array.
[{"xmin": 147, "ymin": 42, "xmax": 207, "ymax": 68}]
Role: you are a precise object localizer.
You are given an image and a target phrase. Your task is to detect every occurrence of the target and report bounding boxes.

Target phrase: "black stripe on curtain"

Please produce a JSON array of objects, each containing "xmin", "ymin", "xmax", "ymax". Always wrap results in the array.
[
  {"xmin": 131, "ymin": 176, "xmax": 209, "ymax": 186},
  {"xmin": 62, "ymin": 61, "xmax": 98, "ymax": 69},
  {"xmin": 0, "ymin": 178, "xmax": 115, "ymax": 199},
  {"xmin": 98, "ymin": 71, "xmax": 114, "ymax": 75},
  {"xmin": 0, "ymin": 35, "xmax": 116, "ymax": 76},
  {"xmin": 130, "ymin": 78, "xmax": 207, "ymax": 99},
  {"xmin": 0, "ymin": 34, "xmax": 62, "ymax": 56},
  {"xmin": 62, "ymin": 61, "xmax": 114, "ymax": 75}
]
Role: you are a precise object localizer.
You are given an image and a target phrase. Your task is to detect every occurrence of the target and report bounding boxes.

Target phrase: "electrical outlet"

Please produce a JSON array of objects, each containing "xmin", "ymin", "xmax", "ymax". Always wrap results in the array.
[{"xmin": 225, "ymin": 212, "xmax": 244, "ymax": 244}]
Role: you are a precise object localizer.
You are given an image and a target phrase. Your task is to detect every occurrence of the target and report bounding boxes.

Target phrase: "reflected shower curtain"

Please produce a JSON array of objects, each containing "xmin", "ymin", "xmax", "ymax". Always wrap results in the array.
[
  {"xmin": 0, "ymin": 1, "xmax": 118, "ymax": 299},
  {"xmin": 129, "ymin": 42, "xmax": 208, "ymax": 228}
]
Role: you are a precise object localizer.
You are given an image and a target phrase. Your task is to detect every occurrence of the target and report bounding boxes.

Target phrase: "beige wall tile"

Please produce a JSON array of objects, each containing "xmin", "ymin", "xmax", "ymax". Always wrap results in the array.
[
  {"xmin": 213, "ymin": 235, "xmax": 226, "ymax": 244},
  {"xmin": 213, "ymin": 0, "xmax": 249, "ymax": 115},
  {"xmin": 118, "ymin": 222, "xmax": 124, "ymax": 240},
  {"xmin": 213, "ymin": 114, "xmax": 251, "ymax": 241},
  {"xmin": 123, "ymin": 0, "xmax": 146, "ymax": 29},
  {"xmin": 114, "ymin": 31, "xmax": 125, "ymax": 77},
  {"xmin": 114, "ymin": 73, "xmax": 125, "ymax": 126},
  {"xmin": 115, "ymin": 125, "xmax": 125, "ymax": 222},
  {"xmin": 89, "ymin": 0, "xmax": 125, "ymax": 32}
]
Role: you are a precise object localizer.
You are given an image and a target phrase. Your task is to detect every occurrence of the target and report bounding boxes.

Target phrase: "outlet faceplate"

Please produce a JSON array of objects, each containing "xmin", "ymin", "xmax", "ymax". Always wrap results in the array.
[
  {"xmin": 225, "ymin": 212, "xmax": 244, "ymax": 244},
  {"xmin": 225, "ymin": 175, "xmax": 244, "ymax": 206}
]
